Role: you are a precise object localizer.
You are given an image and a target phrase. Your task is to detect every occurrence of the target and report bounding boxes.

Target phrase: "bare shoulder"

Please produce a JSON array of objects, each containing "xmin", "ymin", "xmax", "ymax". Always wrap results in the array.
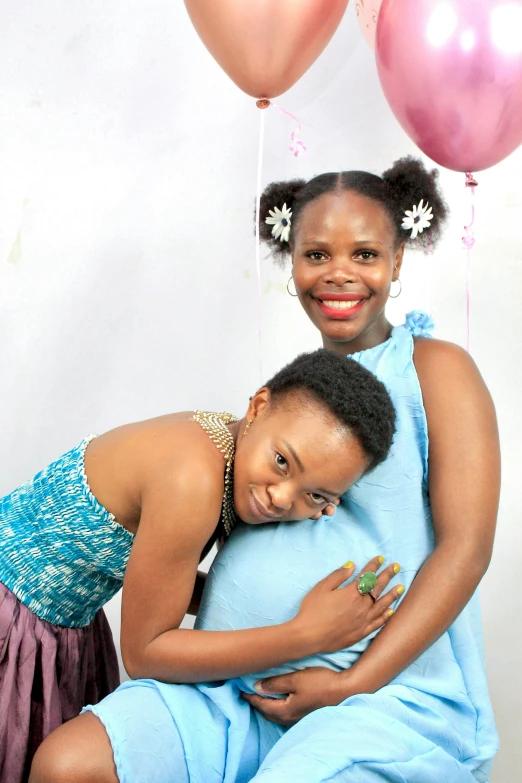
[
  {"xmin": 412, "ymin": 337, "xmax": 488, "ymax": 396},
  {"xmin": 135, "ymin": 418, "xmax": 227, "ymax": 555},
  {"xmin": 88, "ymin": 415, "xmax": 226, "ymax": 540},
  {"xmin": 412, "ymin": 338, "xmax": 496, "ymax": 431},
  {"xmin": 138, "ymin": 418, "xmax": 226, "ymax": 502},
  {"xmin": 413, "ymin": 337, "xmax": 477, "ymax": 375}
]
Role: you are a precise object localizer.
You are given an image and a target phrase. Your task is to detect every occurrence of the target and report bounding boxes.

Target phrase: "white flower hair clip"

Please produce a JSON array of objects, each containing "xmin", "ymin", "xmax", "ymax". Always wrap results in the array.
[
  {"xmin": 401, "ymin": 200, "xmax": 433, "ymax": 239},
  {"xmin": 265, "ymin": 203, "xmax": 292, "ymax": 243}
]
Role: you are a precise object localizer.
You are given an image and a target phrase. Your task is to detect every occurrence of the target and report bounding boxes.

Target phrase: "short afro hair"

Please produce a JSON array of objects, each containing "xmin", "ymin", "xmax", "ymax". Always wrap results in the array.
[{"xmin": 264, "ymin": 349, "xmax": 396, "ymax": 471}]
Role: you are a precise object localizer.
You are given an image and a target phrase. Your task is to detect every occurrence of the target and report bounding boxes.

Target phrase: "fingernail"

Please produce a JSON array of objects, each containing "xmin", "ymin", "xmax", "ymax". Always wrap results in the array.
[
  {"xmin": 254, "ymin": 681, "xmax": 264, "ymax": 692},
  {"xmin": 393, "ymin": 563, "xmax": 401, "ymax": 574},
  {"xmin": 388, "ymin": 608, "xmax": 395, "ymax": 617},
  {"xmin": 378, "ymin": 556, "xmax": 385, "ymax": 565},
  {"xmin": 343, "ymin": 561, "xmax": 354, "ymax": 569},
  {"xmin": 397, "ymin": 585, "xmax": 405, "ymax": 595}
]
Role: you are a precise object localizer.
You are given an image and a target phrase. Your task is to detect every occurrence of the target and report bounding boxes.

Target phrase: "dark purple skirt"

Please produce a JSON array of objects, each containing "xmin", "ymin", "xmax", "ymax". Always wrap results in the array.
[{"xmin": 0, "ymin": 581, "xmax": 120, "ymax": 783}]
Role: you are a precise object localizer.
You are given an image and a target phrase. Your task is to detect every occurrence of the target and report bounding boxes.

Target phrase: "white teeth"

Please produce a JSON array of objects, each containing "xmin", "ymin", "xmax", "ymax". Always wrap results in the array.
[{"xmin": 320, "ymin": 299, "xmax": 362, "ymax": 309}]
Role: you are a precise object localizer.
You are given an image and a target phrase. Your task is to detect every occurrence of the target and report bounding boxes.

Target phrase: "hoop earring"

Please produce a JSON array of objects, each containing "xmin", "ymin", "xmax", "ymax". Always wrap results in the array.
[
  {"xmin": 243, "ymin": 419, "xmax": 253, "ymax": 436},
  {"xmin": 389, "ymin": 279, "xmax": 402, "ymax": 299},
  {"xmin": 287, "ymin": 276, "xmax": 298, "ymax": 297}
]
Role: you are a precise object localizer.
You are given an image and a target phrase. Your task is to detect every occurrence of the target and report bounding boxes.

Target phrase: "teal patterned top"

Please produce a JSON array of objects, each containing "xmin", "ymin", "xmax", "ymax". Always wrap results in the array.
[{"xmin": 0, "ymin": 436, "xmax": 134, "ymax": 627}]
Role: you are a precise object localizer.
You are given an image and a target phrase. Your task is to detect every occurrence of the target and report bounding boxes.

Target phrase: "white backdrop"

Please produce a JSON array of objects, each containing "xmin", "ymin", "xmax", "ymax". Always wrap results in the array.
[{"xmin": 0, "ymin": 2, "xmax": 520, "ymax": 779}]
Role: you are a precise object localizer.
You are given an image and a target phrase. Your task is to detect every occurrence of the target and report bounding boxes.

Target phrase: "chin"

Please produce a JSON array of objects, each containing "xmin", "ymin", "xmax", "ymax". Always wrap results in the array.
[
  {"xmin": 322, "ymin": 323, "xmax": 361, "ymax": 343},
  {"xmin": 233, "ymin": 493, "xmax": 251, "ymax": 526}
]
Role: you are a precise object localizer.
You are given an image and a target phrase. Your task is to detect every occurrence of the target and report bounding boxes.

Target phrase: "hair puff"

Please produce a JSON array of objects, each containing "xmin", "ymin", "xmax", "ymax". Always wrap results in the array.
[
  {"xmin": 257, "ymin": 157, "xmax": 449, "ymax": 263},
  {"xmin": 258, "ymin": 179, "xmax": 306, "ymax": 264}
]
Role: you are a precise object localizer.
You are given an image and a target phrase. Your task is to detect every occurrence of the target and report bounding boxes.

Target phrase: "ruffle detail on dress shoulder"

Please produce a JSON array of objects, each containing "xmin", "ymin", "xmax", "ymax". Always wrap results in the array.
[{"xmin": 405, "ymin": 310, "xmax": 434, "ymax": 338}]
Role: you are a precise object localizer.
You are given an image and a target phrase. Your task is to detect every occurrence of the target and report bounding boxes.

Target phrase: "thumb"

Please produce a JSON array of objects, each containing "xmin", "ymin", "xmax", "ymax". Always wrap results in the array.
[{"xmin": 255, "ymin": 674, "xmax": 298, "ymax": 695}]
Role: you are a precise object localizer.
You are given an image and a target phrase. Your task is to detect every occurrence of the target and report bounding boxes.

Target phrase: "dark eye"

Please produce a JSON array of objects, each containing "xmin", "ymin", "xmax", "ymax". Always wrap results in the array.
[
  {"xmin": 275, "ymin": 453, "xmax": 288, "ymax": 471},
  {"xmin": 310, "ymin": 492, "xmax": 326, "ymax": 505},
  {"xmin": 356, "ymin": 251, "xmax": 377, "ymax": 261},
  {"xmin": 306, "ymin": 251, "xmax": 327, "ymax": 262}
]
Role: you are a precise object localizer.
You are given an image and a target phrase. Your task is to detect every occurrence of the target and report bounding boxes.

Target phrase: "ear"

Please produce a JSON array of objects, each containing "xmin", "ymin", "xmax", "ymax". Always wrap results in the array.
[
  {"xmin": 393, "ymin": 243, "xmax": 405, "ymax": 280},
  {"xmin": 245, "ymin": 387, "xmax": 272, "ymax": 422}
]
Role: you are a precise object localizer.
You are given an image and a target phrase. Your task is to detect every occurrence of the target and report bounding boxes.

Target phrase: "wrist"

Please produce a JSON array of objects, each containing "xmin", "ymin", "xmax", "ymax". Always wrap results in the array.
[
  {"xmin": 336, "ymin": 664, "xmax": 377, "ymax": 698},
  {"xmin": 285, "ymin": 617, "xmax": 319, "ymax": 659},
  {"xmin": 327, "ymin": 670, "xmax": 356, "ymax": 704}
]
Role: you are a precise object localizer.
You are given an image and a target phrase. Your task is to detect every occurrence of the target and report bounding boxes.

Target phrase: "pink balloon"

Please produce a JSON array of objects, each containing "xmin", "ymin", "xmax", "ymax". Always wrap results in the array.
[
  {"xmin": 184, "ymin": 0, "xmax": 350, "ymax": 99},
  {"xmin": 376, "ymin": 0, "xmax": 522, "ymax": 172},
  {"xmin": 356, "ymin": 0, "xmax": 383, "ymax": 50}
]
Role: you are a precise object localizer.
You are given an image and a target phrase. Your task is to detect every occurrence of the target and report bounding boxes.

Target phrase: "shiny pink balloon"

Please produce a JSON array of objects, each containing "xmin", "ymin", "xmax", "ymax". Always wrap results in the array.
[{"xmin": 376, "ymin": 0, "xmax": 522, "ymax": 172}]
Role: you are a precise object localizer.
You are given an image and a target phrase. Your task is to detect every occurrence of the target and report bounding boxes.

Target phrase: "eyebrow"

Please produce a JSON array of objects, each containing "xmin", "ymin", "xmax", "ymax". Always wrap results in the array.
[
  {"xmin": 299, "ymin": 238, "xmax": 330, "ymax": 247},
  {"xmin": 281, "ymin": 440, "xmax": 338, "ymax": 499},
  {"xmin": 281, "ymin": 439, "xmax": 305, "ymax": 472},
  {"xmin": 299, "ymin": 238, "xmax": 385, "ymax": 248},
  {"xmin": 352, "ymin": 239, "xmax": 385, "ymax": 247}
]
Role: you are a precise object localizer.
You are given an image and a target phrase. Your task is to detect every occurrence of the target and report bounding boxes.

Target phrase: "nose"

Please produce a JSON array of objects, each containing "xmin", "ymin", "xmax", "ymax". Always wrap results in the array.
[
  {"xmin": 267, "ymin": 482, "xmax": 294, "ymax": 512},
  {"xmin": 322, "ymin": 256, "xmax": 359, "ymax": 287}
]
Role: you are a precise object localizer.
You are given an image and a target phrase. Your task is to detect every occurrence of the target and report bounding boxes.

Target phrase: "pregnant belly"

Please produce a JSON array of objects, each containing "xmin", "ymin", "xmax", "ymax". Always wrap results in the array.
[{"xmin": 195, "ymin": 514, "xmax": 406, "ymax": 693}]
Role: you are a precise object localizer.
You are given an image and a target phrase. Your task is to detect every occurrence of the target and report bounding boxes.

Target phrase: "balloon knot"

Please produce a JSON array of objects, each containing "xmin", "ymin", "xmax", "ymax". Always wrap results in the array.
[{"xmin": 256, "ymin": 99, "xmax": 271, "ymax": 110}]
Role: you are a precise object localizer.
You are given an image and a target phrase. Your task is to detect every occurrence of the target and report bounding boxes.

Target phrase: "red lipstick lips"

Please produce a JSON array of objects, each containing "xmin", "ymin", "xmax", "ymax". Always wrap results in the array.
[{"xmin": 314, "ymin": 292, "xmax": 367, "ymax": 320}]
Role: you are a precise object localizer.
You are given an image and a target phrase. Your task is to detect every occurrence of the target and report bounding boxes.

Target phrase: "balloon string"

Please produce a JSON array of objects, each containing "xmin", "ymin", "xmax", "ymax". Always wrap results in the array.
[
  {"xmin": 426, "ymin": 238, "xmax": 434, "ymax": 315},
  {"xmin": 269, "ymin": 102, "xmax": 307, "ymax": 157},
  {"xmin": 465, "ymin": 242, "xmax": 472, "ymax": 353},
  {"xmin": 254, "ymin": 109, "xmax": 266, "ymax": 384},
  {"xmin": 462, "ymin": 173, "xmax": 477, "ymax": 353}
]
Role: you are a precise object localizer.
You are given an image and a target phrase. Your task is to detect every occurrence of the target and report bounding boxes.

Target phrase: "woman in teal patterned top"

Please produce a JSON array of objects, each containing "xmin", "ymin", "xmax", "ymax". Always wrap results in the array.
[{"xmin": 0, "ymin": 349, "xmax": 399, "ymax": 783}]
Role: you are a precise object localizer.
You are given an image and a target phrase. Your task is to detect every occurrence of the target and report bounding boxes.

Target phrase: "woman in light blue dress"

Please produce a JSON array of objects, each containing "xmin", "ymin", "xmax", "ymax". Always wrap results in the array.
[{"xmin": 31, "ymin": 158, "xmax": 500, "ymax": 783}]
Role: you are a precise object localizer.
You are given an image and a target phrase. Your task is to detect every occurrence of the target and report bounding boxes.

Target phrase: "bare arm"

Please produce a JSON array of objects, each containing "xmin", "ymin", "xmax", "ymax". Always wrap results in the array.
[
  {"xmin": 246, "ymin": 339, "xmax": 500, "ymax": 723},
  {"xmin": 120, "ymin": 461, "xmax": 306, "ymax": 681},
  {"xmin": 120, "ymin": 455, "xmax": 398, "ymax": 683},
  {"xmin": 334, "ymin": 339, "xmax": 499, "ymax": 694}
]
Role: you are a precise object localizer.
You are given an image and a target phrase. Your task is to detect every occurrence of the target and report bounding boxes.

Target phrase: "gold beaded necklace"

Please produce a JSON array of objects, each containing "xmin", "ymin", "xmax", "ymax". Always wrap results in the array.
[{"xmin": 192, "ymin": 410, "xmax": 239, "ymax": 538}]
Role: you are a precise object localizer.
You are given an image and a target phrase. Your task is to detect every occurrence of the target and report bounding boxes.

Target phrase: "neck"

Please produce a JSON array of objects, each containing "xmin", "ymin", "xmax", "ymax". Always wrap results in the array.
[
  {"xmin": 228, "ymin": 418, "xmax": 245, "ymax": 446},
  {"xmin": 322, "ymin": 316, "xmax": 393, "ymax": 356}
]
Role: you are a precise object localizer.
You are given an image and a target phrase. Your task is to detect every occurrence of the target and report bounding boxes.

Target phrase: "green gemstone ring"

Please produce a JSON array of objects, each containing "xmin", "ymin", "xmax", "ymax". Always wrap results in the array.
[{"xmin": 357, "ymin": 571, "xmax": 377, "ymax": 602}]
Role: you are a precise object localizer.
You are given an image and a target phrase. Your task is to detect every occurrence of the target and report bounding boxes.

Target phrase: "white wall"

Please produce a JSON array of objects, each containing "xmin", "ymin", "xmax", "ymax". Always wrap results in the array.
[{"xmin": 0, "ymin": 2, "xmax": 520, "ymax": 779}]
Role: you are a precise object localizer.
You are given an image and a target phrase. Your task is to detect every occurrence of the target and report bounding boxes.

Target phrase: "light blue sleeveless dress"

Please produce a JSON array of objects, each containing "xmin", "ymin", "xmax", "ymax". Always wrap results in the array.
[{"xmin": 87, "ymin": 312, "xmax": 497, "ymax": 783}]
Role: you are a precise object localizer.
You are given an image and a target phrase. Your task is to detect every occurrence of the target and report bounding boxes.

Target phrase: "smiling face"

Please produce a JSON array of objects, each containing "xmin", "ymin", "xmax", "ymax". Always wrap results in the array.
[
  {"xmin": 291, "ymin": 190, "xmax": 405, "ymax": 354},
  {"xmin": 232, "ymin": 389, "xmax": 368, "ymax": 526}
]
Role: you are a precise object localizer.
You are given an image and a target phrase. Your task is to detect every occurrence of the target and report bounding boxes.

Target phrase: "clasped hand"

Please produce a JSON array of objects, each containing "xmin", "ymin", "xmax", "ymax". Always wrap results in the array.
[{"xmin": 242, "ymin": 667, "xmax": 348, "ymax": 726}]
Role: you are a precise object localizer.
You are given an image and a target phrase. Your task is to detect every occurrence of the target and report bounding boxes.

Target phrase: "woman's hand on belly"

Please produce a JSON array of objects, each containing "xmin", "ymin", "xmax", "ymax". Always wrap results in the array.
[
  {"xmin": 294, "ymin": 557, "xmax": 401, "ymax": 654},
  {"xmin": 242, "ymin": 667, "xmax": 348, "ymax": 725}
]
